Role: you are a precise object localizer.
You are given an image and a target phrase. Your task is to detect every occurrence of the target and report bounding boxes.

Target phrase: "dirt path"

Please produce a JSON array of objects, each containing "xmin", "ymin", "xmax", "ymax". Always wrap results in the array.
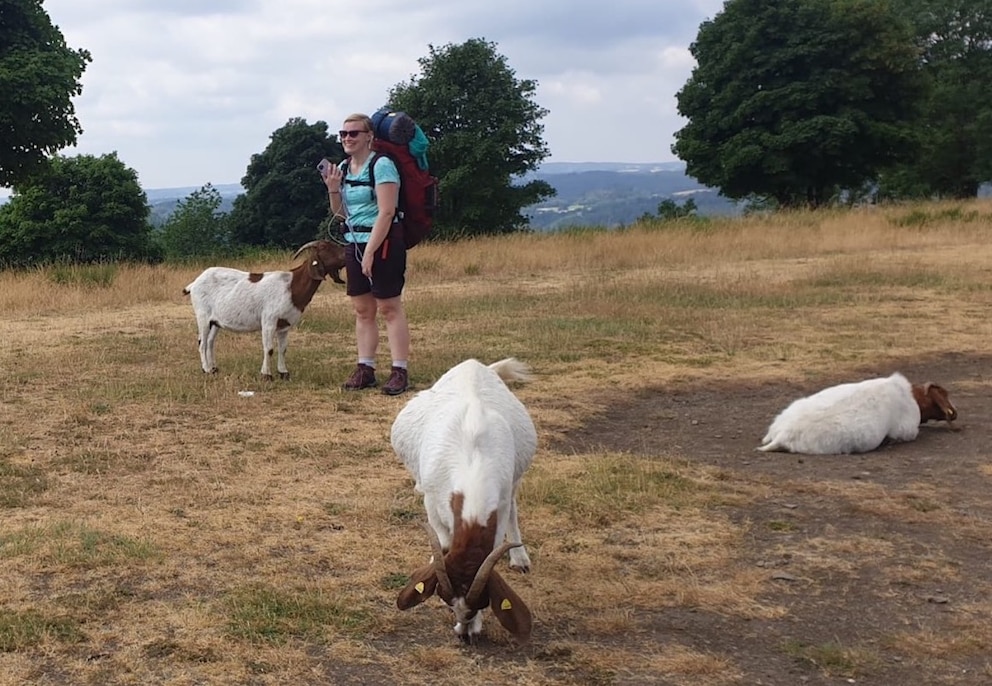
[{"xmin": 555, "ymin": 352, "xmax": 992, "ymax": 685}]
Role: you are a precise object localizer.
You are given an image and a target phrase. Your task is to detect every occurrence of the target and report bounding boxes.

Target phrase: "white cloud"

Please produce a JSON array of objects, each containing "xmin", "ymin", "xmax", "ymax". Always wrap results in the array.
[
  {"xmin": 7, "ymin": 0, "xmax": 726, "ymax": 191},
  {"xmin": 543, "ymin": 77, "xmax": 603, "ymax": 106}
]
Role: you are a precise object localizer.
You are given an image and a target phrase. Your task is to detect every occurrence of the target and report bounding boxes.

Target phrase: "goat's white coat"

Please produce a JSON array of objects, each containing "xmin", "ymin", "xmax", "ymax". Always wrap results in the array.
[
  {"xmin": 758, "ymin": 372, "xmax": 921, "ymax": 455},
  {"xmin": 184, "ymin": 267, "xmax": 304, "ymax": 378},
  {"xmin": 391, "ymin": 357, "xmax": 536, "ymax": 635}
]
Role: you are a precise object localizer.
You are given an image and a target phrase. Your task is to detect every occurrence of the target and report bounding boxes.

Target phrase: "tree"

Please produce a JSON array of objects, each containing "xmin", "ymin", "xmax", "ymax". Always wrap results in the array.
[
  {"xmin": 639, "ymin": 198, "xmax": 699, "ymax": 224},
  {"xmin": 158, "ymin": 184, "xmax": 230, "ymax": 261},
  {"xmin": 227, "ymin": 118, "xmax": 344, "ymax": 248},
  {"xmin": 673, "ymin": 0, "xmax": 927, "ymax": 208},
  {"xmin": 388, "ymin": 38, "xmax": 554, "ymax": 236},
  {"xmin": 0, "ymin": 0, "xmax": 91, "ymax": 188},
  {"xmin": 0, "ymin": 153, "xmax": 154, "ymax": 266},
  {"xmin": 888, "ymin": 0, "xmax": 992, "ymax": 198}
]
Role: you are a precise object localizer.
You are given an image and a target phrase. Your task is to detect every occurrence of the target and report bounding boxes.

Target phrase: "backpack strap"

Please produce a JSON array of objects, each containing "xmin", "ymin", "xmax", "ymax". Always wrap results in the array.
[
  {"xmin": 341, "ymin": 153, "xmax": 399, "ymax": 222},
  {"xmin": 342, "ymin": 153, "xmax": 378, "ymax": 199}
]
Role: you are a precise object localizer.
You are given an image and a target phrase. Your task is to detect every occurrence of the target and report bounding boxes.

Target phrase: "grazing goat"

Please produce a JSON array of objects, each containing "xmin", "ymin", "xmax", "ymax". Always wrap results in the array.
[
  {"xmin": 391, "ymin": 358, "xmax": 536, "ymax": 644},
  {"xmin": 182, "ymin": 240, "xmax": 345, "ymax": 380},
  {"xmin": 758, "ymin": 372, "xmax": 957, "ymax": 455}
]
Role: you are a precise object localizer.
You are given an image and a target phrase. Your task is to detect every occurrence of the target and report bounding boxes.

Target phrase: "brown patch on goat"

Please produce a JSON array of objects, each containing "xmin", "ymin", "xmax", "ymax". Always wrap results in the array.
[
  {"xmin": 314, "ymin": 241, "xmax": 346, "ymax": 285},
  {"xmin": 445, "ymin": 493, "xmax": 499, "ymax": 609},
  {"xmin": 912, "ymin": 382, "xmax": 957, "ymax": 423},
  {"xmin": 248, "ymin": 273, "xmax": 263, "ymax": 283},
  {"xmin": 288, "ymin": 241, "xmax": 346, "ymax": 313},
  {"xmin": 288, "ymin": 269, "xmax": 322, "ymax": 314}
]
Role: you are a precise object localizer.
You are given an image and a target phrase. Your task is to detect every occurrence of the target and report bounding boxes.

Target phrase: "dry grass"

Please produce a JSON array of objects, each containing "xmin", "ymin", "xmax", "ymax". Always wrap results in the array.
[{"xmin": 2, "ymin": 200, "xmax": 992, "ymax": 684}]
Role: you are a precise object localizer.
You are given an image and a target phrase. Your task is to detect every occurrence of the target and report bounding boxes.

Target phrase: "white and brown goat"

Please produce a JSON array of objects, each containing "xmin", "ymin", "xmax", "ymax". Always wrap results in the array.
[
  {"xmin": 182, "ymin": 239, "xmax": 345, "ymax": 380},
  {"xmin": 758, "ymin": 372, "xmax": 957, "ymax": 455},
  {"xmin": 391, "ymin": 358, "xmax": 536, "ymax": 644}
]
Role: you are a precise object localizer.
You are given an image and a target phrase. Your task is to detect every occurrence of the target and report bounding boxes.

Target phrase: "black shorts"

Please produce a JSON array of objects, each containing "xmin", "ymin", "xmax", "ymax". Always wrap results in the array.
[{"xmin": 344, "ymin": 234, "xmax": 406, "ymax": 299}]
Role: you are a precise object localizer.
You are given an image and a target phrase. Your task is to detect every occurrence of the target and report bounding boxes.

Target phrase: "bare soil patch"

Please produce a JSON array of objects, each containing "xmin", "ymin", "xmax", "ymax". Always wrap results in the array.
[{"xmin": 554, "ymin": 351, "xmax": 992, "ymax": 685}]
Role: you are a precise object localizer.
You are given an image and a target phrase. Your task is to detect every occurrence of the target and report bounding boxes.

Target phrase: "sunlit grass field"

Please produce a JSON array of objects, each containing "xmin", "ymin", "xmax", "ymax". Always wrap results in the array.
[{"xmin": 2, "ymin": 201, "xmax": 992, "ymax": 684}]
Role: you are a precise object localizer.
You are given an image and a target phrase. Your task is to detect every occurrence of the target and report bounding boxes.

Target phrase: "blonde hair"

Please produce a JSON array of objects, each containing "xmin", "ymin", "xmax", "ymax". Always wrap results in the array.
[{"xmin": 343, "ymin": 113, "xmax": 372, "ymax": 132}]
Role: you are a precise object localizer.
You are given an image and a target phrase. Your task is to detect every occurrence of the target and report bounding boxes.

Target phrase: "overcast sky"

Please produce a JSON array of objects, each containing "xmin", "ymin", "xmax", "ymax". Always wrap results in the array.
[{"xmin": 30, "ymin": 0, "xmax": 724, "ymax": 191}]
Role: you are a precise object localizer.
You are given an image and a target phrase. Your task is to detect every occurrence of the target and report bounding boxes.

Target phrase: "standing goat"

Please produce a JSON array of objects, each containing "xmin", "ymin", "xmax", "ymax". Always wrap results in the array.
[
  {"xmin": 182, "ymin": 240, "xmax": 345, "ymax": 380},
  {"xmin": 391, "ymin": 358, "xmax": 536, "ymax": 644},
  {"xmin": 758, "ymin": 372, "xmax": 957, "ymax": 455}
]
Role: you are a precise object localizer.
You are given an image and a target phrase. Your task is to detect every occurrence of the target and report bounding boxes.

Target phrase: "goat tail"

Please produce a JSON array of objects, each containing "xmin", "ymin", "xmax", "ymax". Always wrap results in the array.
[{"xmin": 488, "ymin": 357, "xmax": 533, "ymax": 385}]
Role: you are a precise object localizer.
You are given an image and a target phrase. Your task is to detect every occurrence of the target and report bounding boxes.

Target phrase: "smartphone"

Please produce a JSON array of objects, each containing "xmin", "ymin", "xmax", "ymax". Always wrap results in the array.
[{"xmin": 317, "ymin": 158, "xmax": 331, "ymax": 178}]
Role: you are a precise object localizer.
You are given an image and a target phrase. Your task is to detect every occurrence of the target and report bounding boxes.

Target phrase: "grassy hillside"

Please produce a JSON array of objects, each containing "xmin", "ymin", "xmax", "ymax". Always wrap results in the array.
[
  {"xmin": 525, "ymin": 165, "xmax": 736, "ymax": 229},
  {"xmin": 2, "ymin": 203, "xmax": 991, "ymax": 684}
]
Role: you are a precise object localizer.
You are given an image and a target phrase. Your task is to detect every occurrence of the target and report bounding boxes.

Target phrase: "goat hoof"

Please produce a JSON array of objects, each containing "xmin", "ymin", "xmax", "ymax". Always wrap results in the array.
[
  {"xmin": 206, "ymin": 368, "xmax": 218, "ymax": 374},
  {"xmin": 260, "ymin": 373, "xmax": 274, "ymax": 381},
  {"xmin": 279, "ymin": 372, "xmax": 290, "ymax": 380}
]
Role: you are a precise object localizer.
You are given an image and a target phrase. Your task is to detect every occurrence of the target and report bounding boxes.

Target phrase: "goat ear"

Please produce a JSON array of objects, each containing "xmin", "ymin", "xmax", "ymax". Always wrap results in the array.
[
  {"xmin": 486, "ymin": 570, "xmax": 532, "ymax": 643},
  {"xmin": 396, "ymin": 564, "xmax": 439, "ymax": 610}
]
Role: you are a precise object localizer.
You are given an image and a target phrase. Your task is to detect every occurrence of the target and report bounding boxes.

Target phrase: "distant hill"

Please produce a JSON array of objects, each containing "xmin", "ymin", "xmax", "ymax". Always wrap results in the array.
[
  {"xmin": 536, "ymin": 161, "xmax": 689, "ymax": 174},
  {"xmin": 146, "ymin": 183, "xmax": 242, "ymax": 226},
  {"xmin": 522, "ymin": 163, "xmax": 737, "ymax": 230},
  {"xmin": 6, "ymin": 163, "xmax": 738, "ymax": 229}
]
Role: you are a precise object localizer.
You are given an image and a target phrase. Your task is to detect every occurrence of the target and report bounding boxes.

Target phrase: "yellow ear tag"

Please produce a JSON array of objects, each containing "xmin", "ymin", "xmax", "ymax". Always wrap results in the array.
[
  {"xmin": 415, "ymin": 582, "xmax": 425, "ymax": 594},
  {"xmin": 500, "ymin": 599, "xmax": 512, "ymax": 611}
]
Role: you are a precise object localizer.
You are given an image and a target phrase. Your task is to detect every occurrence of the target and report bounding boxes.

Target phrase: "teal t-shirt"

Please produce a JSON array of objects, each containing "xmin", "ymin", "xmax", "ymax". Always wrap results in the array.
[{"xmin": 342, "ymin": 154, "xmax": 400, "ymax": 236}]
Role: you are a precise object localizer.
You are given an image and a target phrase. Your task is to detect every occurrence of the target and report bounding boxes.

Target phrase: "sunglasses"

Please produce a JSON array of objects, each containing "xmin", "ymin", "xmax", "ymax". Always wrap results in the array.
[{"xmin": 339, "ymin": 129, "xmax": 368, "ymax": 139}]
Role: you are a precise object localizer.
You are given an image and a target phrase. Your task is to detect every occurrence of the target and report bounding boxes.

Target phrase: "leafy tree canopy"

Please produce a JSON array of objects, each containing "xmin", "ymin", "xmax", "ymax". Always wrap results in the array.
[
  {"xmin": 0, "ymin": 0, "xmax": 91, "ymax": 188},
  {"xmin": 0, "ymin": 153, "xmax": 154, "ymax": 266},
  {"xmin": 389, "ymin": 38, "xmax": 554, "ymax": 236},
  {"xmin": 227, "ymin": 118, "xmax": 343, "ymax": 248},
  {"xmin": 886, "ymin": 0, "xmax": 992, "ymax": 198},
  {"xmin": 673, "ymin": 0, "xmax": 926, "ymax": 208}
]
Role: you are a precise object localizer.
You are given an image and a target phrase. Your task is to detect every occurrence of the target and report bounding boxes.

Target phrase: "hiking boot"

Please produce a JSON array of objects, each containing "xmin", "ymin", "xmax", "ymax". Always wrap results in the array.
[
  {"xmin": 343, "ymin": 363, "xmax": 377, "ymax": 390},
  {"xmin": 381, "ymin": 366, "xmax": 409, "ymax": 396}
]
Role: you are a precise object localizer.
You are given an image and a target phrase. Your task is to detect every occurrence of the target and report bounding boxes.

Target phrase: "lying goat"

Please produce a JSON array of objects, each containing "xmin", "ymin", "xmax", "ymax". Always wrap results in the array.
[
  {"xmin": 182, "ymin": 240, "xmax": 345, "ymax": 380},
  {"xmin": 758, "ymin": 372, "xmax": 957, "ymax": 455},
  {"xmin": 391, "ymin": 358, "xmax": 536, "ymax": 644}
]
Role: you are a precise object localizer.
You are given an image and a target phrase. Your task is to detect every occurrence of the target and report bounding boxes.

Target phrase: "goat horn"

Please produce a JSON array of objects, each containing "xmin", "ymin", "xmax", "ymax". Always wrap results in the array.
[
  {"xmin": 422, "ymin": 522, "xmax": 455, "ymax": 601},
  {"xmin": 464, "ymin": 540, "xmax": 521, "ymax": 608},
  {"xmin": 291, "ymin": 240, "xmax": 322, "ymax": 260}
]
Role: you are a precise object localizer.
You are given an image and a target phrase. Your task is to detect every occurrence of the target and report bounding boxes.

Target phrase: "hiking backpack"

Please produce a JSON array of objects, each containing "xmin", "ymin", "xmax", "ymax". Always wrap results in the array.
[{"xmin": 342, "ymin": 108, "xmax": 439, "ymax": 248}]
